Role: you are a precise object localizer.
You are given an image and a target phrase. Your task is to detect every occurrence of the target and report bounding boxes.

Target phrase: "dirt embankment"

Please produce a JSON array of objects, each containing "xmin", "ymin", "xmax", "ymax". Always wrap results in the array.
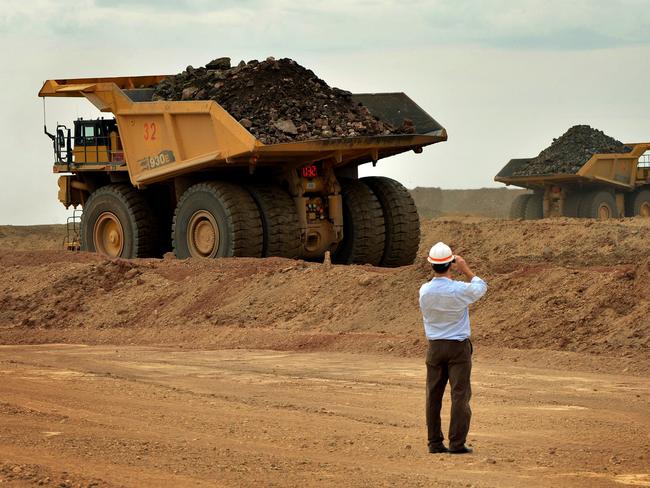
[
  {"xmin": 1, "ymin": 217, "xmax": 649, "ymax": 373},
  {"xmin": 0, "ymin": 225, "xmax": 66, "ymax": 251}
]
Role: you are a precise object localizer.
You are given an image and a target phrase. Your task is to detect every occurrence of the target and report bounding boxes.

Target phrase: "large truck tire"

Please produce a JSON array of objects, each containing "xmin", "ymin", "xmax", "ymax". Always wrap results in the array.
[
  {"xmin": 246, "ymin": 184, "xmax": 301, "ymax": 258},
  {"xmin": 332, "ymin": 179, "xmax": 385, "ymax": 266},
  {"xmin": 509, "ymin": 194, "xmax": 532, "ymax": 219},
  {"xmin": 563, "ymin": 192, "xmax": 582, "ymax": 217},
  {"xmin": 361, "ymin": 176, "xmax": 420, "ymax": 267},
  {"xmin": 579, "ymin": 190, "xmax": 617, "ymax": 219},
  {"xmin": 172, "ymin": 181, "xmax": 263, "ymax": 258},
  {"xmin": 524, "ymin": 193, "xmax": 544, "ymax": 219},
  {"xmin": 80, "ymin": 184, "xmax": 156, "ymax": 258},
  {"xmin": 629, "ymin": 189, "xmax": 650, "ymax": 217}
]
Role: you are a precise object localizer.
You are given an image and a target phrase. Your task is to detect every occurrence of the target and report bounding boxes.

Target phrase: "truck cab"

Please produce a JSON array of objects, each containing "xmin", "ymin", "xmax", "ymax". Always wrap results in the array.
[
  {"xmin": 73, "ymin": 118, "xmax": 122, "ymax": 164},
  {"xmin": 50, "ymin": 118, "xmax": 124, "ymax": 167}
]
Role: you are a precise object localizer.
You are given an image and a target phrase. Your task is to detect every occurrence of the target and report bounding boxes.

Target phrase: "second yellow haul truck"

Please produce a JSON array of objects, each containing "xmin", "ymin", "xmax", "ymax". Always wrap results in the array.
[
  {"xmin": 39, "ymin": 75, "xmax": 446, "ymax": 266},
  {"xmin": 496, "ymin": 144, "xmax": 650, "ymax": 220}
]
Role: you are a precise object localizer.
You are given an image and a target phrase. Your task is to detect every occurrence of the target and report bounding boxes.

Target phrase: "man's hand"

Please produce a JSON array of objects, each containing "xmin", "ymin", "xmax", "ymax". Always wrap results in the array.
[{"xmin": 453, "ymin": 255, "xmax": 475, "ymax": 281}]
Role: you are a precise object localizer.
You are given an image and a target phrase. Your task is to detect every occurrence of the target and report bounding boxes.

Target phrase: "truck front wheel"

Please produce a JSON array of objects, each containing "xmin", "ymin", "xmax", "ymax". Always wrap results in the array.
[
  {"xmin": 172, "ymin": 182, "xmax": 263, "ymax": 258},
  {"xmin": 630, "ymin": 189, "xmax": 650, "ymax": 217},
  {"xmin": 80, "ymin": 184, "xmax": 155, "ymax": 258},
  {"xmin": 579, "ymin": 190, "xmax": 617, "ymax": 219}
]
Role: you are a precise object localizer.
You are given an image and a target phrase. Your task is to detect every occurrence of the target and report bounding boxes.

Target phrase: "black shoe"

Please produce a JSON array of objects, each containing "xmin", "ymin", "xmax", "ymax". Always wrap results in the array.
[
  {"xmin": 428, "ymin": 445, "xmax": 449, "ymax": 454},
  {"xmin": 449, "ymin": 446, "xmax": 473, "ymax": 454}
]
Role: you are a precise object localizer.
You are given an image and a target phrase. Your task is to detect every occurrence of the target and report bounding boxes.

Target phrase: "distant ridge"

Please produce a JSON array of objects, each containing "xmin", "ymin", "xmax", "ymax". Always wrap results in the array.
[{"xmin": 410, "ymin": 187, "xmax": 527, "ymax": 218}]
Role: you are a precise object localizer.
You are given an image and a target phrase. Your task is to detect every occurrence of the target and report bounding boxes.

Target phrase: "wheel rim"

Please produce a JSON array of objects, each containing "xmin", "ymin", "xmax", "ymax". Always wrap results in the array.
[
  {"xmin": 598, "ymin": 204, "xmax": 611, "ymax": 220},
  {"xmin": 188, "ymin": 210, "xmax": 219, "ymax": 257},
  {"xmin": 94, "ymin": 212, "xmax": 124, "ymax": 257},
  {"xmin": 639, "ymin": 202, "xmax": 650, "ymax": 217}
]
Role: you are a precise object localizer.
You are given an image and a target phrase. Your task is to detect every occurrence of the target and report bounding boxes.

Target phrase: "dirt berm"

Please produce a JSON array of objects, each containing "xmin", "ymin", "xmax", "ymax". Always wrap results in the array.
[{"xmin": 1, "ymin": 217, "xmax": 649, "ymax": 374}]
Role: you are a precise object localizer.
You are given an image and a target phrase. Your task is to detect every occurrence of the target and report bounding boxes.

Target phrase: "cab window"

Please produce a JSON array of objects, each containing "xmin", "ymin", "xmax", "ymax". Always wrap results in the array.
[
  {"xmin": 75, "ymin": 123, "xmax": 96, "ymax": 146},
  {"xmin": 83, "ymin": 125, "xmax": 95, "ymax": 145}
]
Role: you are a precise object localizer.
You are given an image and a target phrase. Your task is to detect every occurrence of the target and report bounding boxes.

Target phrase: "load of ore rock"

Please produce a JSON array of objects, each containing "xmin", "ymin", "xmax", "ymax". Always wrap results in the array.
[
  {"xmin": 512, "ymin": 125, "xmax": 632, "ymax": 176},
  {"xmin": 152, "ymin": 56, "xmax": 405, "ymax": 144}
]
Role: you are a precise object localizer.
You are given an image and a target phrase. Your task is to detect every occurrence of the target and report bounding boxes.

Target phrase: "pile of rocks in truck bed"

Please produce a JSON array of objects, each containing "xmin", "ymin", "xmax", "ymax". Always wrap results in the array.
[
  {"xmin": 152, "ymin": 57, "xmax": 402, "ymax": 144},
  {"xmin": 511, "ymin": 125, "xmax": 632, "ymax": 176}
]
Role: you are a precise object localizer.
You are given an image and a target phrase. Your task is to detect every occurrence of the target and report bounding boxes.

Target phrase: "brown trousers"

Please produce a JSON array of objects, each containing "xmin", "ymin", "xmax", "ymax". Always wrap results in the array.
[{"xmin": 425, "ymin": 339, "xmax": 472, "ymax": 450}]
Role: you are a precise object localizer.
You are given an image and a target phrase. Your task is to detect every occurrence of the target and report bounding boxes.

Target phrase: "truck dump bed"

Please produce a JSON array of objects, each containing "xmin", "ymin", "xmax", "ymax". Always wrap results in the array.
[
  {"xmin": 495, "ymin": 143, "xmax": 650, "ymax": 190},
  {"xmin": 39, "ymin": 76, "xmax": 446, "ymax": 187}
]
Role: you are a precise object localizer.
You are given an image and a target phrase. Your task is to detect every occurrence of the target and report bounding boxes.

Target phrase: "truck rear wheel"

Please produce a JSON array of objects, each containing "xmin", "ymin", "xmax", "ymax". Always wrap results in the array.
[
  {"xmin": 579, "ymin": 190, "xmax": 617, "ymax": 219},
  {"xmin": 80, "ymin": 184, "xmax": 155, "ymax": 258},
  {"xmin": 509, "ymin": 194, "xmax": 532, "ymax": 219},
  {"xmin": 332, "ymin": 179, "xmax": 385, "ymax": 266},
  {"xmin": 563, "ymin": 192, "xmax": 582, "ymax": 217},
  {"xmin": 173, "ymin": 182, "xmax": 262, "ymax": 258},
  {"xmin": 630, "ymin": 189, "xmax": 650, "ymax": 217},
  {"xmin": 362, "ymin": 176, "xmax": 420, "ymax": 267},
  {"xmin": 246, "ymin": 184, "xmax": 301, "ymax": 258}
]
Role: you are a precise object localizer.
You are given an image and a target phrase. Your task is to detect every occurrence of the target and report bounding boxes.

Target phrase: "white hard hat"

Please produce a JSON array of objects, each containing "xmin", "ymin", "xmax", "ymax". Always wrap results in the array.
[{"xmin": 427, "ymin": 242, "xmax": 454, "ymax": 264}]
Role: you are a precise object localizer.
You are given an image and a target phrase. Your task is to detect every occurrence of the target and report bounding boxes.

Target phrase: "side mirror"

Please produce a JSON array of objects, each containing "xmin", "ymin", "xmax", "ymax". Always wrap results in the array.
[{"xmin": 57, "ymin": 129, "xmax": 65, "ymax": 149}]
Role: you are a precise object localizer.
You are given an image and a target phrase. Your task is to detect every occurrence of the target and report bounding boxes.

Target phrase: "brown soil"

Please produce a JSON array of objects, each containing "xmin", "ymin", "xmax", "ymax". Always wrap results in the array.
[
  {"xmin": 2, "ymin": 216, "xmax": 650, "ymax": 486},
  {"xmin": 1, "ymin": 217, "xmax": 649, "ymax": 369},
  {"xmin": 1, "ymin": 345, "xmax": 648, "ymax": 488}
]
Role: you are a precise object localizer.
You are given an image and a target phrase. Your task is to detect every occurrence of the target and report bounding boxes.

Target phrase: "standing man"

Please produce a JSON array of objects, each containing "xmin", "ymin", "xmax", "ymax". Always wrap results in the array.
[{"xmin": 419, "ymin": 242, "xmax": 487, "ymax": 454}]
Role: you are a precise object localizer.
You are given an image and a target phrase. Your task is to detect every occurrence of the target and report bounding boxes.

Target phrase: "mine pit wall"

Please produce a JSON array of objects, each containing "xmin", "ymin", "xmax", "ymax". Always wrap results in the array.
[{"xmin": 410, "ymin": 187, "xmax": 527, "ymax": 218}]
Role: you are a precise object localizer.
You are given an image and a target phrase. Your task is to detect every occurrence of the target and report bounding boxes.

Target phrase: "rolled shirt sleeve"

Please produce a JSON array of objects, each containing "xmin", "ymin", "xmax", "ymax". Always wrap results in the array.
[{"xmin": 454, "ymin": 276, "xmax": 488, "ymax": 306}]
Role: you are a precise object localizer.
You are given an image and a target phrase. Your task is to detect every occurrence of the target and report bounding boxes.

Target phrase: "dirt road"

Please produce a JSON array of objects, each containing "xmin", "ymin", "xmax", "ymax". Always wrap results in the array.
[
  {"xmin": 2, "ymin": 217, "xmax": 650, "ymax": 486},
  {"xmin": 1, "ymin": 345, "xmax": 648, "ymax": 488}
]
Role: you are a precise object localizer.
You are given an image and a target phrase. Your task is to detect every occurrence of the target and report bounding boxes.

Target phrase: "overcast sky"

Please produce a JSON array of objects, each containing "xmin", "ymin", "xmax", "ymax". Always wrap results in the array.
[{"xmin": 1, "ymin": 0, "xmax": 649, "ymax": 224}]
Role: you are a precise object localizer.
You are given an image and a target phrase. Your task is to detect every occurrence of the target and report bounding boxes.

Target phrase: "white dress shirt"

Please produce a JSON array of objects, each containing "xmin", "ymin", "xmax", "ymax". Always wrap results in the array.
[{"xmin": 419, "ymin": 276, "xmax": 488, "ymax": 341}]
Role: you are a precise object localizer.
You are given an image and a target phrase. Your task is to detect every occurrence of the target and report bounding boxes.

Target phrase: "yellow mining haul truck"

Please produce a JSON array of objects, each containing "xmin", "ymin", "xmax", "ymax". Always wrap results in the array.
[
  {"xmin": 495, "ymin": 143, "xmax": 650, "ymax": 219},
  {"xmin": 39, "ymin": 75, "xmax": 447, "ymax": 266}
]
